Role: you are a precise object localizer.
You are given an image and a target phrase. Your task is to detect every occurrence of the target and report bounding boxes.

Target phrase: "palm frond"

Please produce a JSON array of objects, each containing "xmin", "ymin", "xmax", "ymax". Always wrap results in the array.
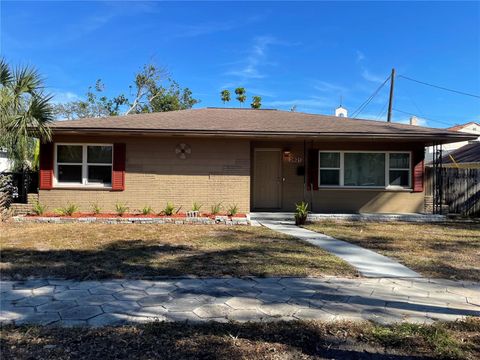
[{"xmin": 0, "ymin": 58, "xmax": 12, "ymax": 87}]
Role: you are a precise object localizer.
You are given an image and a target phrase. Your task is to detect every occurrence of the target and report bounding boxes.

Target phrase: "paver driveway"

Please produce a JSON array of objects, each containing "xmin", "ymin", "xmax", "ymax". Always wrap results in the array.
[{"xmin": 1, "ymin": 277, "xmax": 478, "ymax": 326}]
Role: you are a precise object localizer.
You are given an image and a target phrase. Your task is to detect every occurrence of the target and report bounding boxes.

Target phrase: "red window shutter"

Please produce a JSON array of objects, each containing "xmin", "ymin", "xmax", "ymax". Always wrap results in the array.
[
  {"xmin": 39, "ymin": 142, "xmax": 54, "ymax": 190},
  {"xmin": 112, "ymin": 143, "xmax": 126, "ymax": 191},
  {"xmin": 412, "ymin": 149, "xmax": 424, "ymax": 192},
  {"xmin": 307, "ymin": 149, "xmax": 319, "ymax": 191}
]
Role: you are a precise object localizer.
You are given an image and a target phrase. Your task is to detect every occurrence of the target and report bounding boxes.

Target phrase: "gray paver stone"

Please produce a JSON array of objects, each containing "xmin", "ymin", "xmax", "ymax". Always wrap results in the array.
[
  {"xmin": 193, "ymin": 304, "xmax": 231, "ymax": 318},
  {"xmin": 102, "ymin": 301, "xmax": 141, "ymax": 314},
  {"xmin": 54, "ymin": 290, "xmax": 90, "ymax": 301},
  {"xmin": 1, "ymin": 289, "xmax": 32, "ymax": 301},
  {"xmin": 14, "ymin": 296, "xmax": 53, "ymax": 307},
  {"xmin": 76, "ymin": 294, "xmax": 116, "ymax": 305},
  {"xmin": 138, "ymin": 294, "xmax": 172, "ymax": 306},
  {"xmin": 16, "ymin": 312, "xmax": 60, "ymax": 326},
  {"xmin": 293, "ymin": 308, "xmax": 336, "ymax": 321},
  {"xmin": 227, "ymin": 309, "xmax": 268, "ymax": 322},
  {"xmin": 258, "ymin": 303, "xmax": 299, "ymax": 317},
  {"xmin": 112, "ymin": 290, "xmax": 147, "ymax": 301},
  {"xmin": 226, "ymin": 297, "xmax": 263, "ymax": 310},
  {"xmin": 89, "ymin": 283, "xmax": 124, "ymax": 295},
  {"xmin": 60, "ymin": 305, "xmax": 103, "ymax": 320},
  {"xmin": 37, "ymin": 300, "xmax": 78, "ymax": 312},
  {"xmin": 162, "ymin": 297, "xmax": 209, "ymax": 311}
]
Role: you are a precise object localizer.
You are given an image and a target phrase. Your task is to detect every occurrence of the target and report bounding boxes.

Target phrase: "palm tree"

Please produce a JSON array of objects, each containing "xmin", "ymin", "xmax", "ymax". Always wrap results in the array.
[
  {"xmin": 0, "ymin": 59, "xmax": 53, "ymax": 170},
  {"xmin": 251, "ymin": 96, "xmax": 262, "ymax": 109},
  {"xmin": 220, "ymin": 90, "xmax": 231, "ymax": 106},
  {"xmin": 234, "ymin": 87, "xmax": 246, "ymax": 107}
]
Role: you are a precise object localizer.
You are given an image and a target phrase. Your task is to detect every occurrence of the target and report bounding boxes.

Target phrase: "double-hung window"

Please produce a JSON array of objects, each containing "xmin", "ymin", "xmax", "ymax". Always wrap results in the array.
[
  {"xmin": 55, "ymin": 144, "xmax": 113, "ymax": 187},
  {"xmin": 319, "ymin": 152, "xmax": 341, "ymax": 186},
  {"xmin": 318, "ymin": 151, "xmax": 411, "ymax": 189},
  {"xmin": 388, "ymin": 153, "xmax": 411, "ymax": 187}
]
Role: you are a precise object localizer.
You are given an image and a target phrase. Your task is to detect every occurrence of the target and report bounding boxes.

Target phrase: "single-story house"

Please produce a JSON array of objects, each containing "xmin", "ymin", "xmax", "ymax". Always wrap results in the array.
[{"xmin": 37, "ymin": 108, "xmax": 476, "ymax": 214}]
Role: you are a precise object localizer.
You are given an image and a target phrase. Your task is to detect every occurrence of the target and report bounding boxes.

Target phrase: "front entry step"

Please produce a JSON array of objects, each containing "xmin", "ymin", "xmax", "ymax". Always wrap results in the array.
[{"xmin": 250, "ymin": 212, "xmax": 295, "ymax": 221}]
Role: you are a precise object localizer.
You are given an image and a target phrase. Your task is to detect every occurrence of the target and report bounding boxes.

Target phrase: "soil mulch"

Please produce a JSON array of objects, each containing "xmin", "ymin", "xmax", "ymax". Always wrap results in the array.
[{"xmin": 1, "ymin": 319, "xmax": 479, "ymax": 360}]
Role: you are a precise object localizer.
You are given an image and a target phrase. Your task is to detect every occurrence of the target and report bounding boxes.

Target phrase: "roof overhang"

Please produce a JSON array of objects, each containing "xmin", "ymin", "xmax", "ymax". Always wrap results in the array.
[{"xmin": 45, "ymin": 127, "xmax": 477, "ymax": 145}]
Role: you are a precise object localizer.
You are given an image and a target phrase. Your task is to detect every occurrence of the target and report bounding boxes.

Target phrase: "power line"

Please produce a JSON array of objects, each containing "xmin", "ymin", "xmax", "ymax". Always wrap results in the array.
[
  {"xmin": 351, "ymin": 76, "xmax": 390, "ymax": 118},
  {"xmin": 375, "ymin": 98, "xmax": 390, "ymax": 120},
  {"xmin": 398, "ymin": 75, "xmax": 480, "ymax": 99},
  {"xmin": 393, "ymin": 108, "xmax": 454, "ymax": 127}
]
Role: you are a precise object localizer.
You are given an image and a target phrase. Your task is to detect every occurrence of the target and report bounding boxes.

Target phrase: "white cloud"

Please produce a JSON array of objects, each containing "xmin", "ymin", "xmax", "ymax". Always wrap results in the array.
[
  {"xmin": 225, "ymin": 36, "xmax": 279, "ymax": 80},
  {"xmin": 361, "ymin": 68, "xmax": 386, "ymax": 83},
  {"xmin": 52, "ymin": 91, "xmax": 81, "ymax": 104},
  {"xmin": 313, "ymin": 81, "xmax": 348, "ymax": 94},
  {"xmin": 356, "ymin": 50, "xmax": 366, "ymax": 62}
]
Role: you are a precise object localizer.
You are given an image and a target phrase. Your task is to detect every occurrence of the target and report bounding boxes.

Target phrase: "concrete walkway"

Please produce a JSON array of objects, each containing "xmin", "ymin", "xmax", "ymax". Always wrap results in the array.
[
  {"xmin": 260, "ymin": 220, "xmax": 421, "ymax": 278},
  {"xmin": 1, "ymin": 277, "xmax": 478, "ymax": 327}
]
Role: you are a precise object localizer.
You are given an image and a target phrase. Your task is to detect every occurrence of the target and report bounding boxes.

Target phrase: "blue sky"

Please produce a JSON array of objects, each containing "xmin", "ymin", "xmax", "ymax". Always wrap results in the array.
[{"xmin": 1, "ymin": 1, "xmax": 479, "ymax": 128}]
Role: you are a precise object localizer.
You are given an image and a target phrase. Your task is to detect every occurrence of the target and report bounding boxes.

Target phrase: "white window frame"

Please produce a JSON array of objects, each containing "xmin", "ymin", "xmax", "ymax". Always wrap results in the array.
[
  {"xmin": 318, "ymin": 151, "xmax": 412, "ymax": 190},
  {"xmin": 318, "ymin": 152, "xmax": 342, "ymax": 187},
  {"xmin": 388, "ymin": 152, "xmax": 412, "ymax": 189},
  {"xmin": 54, "ymin": 143, "xmax": 113, "ymax": 188}
]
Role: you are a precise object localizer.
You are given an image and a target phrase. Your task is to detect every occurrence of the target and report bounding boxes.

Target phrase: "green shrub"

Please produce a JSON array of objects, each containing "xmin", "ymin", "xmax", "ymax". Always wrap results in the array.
[
  {"xmin": 32, "ymin": 201, "xmax": 46, "ymax": 216},
  {"xmin": 192, "ymin": 202, "xmax": 202, "ymax": 212},
  {"xmin": 294, "ymin": 201, "xmax": 309, "ymax": 225},
  {"xmin": 91, "ymin": 202, "xmax": 101, "ymax": 215},
  {"xmin": 227, "ymin": 203, "xmax": 238, "ymax": 216},
  {"xmin": 55, "ymin": 203, "xmax": 79, "ymax": 216},
  {"xmin": 210, "ymin": 202, "xmax": 222, "ymax": 215},
  {"xmin": 142, "ymin": 205, "xmax": 153, "ymax": 215},
  {"xmin": 162, "ymin": 202, "xmax": 176, "ymax": 216},
  {"xmin": 115, "ymin": 202, "xmax": 129, "ymax": 216}
]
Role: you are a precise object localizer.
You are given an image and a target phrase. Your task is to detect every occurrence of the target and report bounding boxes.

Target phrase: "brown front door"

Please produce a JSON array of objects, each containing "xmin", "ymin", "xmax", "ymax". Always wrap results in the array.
[{"xmin": 253, "ymin": 149, "xmax": 282, "ymax": 209}]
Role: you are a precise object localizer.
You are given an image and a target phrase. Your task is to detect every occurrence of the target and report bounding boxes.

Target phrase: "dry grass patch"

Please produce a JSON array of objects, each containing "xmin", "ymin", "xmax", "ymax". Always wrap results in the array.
[
  {"xmin": 0, "ymin": 223, "xmax": 356, "ymax": 279},
  {"xmin": 305, "ymin": 221, "xmax": 480, "ymax": 281},
  {"xmin": 1, "ymin": 318, "xmax": 479, "ymax": 359}
]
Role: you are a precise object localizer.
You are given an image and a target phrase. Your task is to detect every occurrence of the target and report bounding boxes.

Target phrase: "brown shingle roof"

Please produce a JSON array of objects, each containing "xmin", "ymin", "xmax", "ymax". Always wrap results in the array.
[
  {"xmin": 442, "ymin": 142, "xmax": 480, "ymax": 164},
  {"xmin": 49, "ymin": 108, "xmax": 476, "ymax": 143}
]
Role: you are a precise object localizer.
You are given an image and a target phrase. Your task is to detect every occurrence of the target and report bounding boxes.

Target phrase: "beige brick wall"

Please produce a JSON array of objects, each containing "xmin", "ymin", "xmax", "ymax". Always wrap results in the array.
[
  {"xmin": 39, "ymin": 135, "xmax": 251, "ymax": 214},
  {"xmin": 252, "ymin": 140, "xmax": 426, "ymax": 213}
]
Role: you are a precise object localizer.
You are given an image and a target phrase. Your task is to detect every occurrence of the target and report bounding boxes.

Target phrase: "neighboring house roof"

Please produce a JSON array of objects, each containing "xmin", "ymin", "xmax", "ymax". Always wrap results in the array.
[
  {"xmin": 447, "ymin": 122, "xmax": 480, "ymax": 132},
  {"xmin": 441, "ymin": 142, "xmax": 480, "ymax": 165},
  {"xmin": 47, "ymin": 108, "xmax": 476, "ymax": 143}
]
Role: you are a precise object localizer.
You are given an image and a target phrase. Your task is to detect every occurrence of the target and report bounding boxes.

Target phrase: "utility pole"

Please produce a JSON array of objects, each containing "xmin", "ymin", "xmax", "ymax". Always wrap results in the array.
[{"xmin": 387, "ymin": 68, "xmax": 395, "ymax": 122}]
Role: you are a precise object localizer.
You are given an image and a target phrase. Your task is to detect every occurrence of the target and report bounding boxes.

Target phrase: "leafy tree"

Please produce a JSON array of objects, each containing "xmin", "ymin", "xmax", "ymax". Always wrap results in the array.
[
  {"xmin": 53, "ymin": 63, "xmax": 199, "ymax": 119},
  {"xmin": 235, "ymin": 87, "xmax": 246, "ymax": 107},
  {"xmin": 52, "ymin": 80, "xmax": 127, "ymax": 120},
  {"xmin": 220, "ymin": 90, "xmax": 231, "ymax": 106},
  {"xmin": 0, "ymin": 59, "xmax": 53, "ymax": 170},
  {"xmin": 251, "ymin": 96, "xmax": 262, "ymax": 109}
]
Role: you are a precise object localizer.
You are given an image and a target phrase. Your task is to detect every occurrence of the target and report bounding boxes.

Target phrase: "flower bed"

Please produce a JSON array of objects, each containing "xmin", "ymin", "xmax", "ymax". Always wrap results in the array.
[{"xmin": 15, "ymin": 213, "xmax": 250, "ymax": 225}]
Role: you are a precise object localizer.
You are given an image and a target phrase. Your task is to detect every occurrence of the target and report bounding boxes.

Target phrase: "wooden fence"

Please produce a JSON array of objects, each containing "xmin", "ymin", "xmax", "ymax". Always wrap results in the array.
[{"xmin": 426, "ymin": 167, "xmax": 480, "ymax": 217}]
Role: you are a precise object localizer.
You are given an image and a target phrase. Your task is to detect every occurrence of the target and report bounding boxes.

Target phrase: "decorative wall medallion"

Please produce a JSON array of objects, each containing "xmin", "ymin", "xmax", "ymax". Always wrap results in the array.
[{"xmin": 175, "ymin": 143, "xmax": 191, "ymax": 159}]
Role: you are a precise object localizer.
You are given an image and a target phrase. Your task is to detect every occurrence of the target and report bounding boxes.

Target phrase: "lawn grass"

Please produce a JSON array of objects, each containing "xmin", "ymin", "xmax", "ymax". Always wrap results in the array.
[
  {"xmin": 0, "ymin": 223, "xmax": 356, "ymax": 279},
  {"xmin": 304, "ymin": 221, "xmax": 480, "ymax": 281},
  {"xmin": 1, "ymin": 318, "xmax": 479, "ymax": 359}
]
